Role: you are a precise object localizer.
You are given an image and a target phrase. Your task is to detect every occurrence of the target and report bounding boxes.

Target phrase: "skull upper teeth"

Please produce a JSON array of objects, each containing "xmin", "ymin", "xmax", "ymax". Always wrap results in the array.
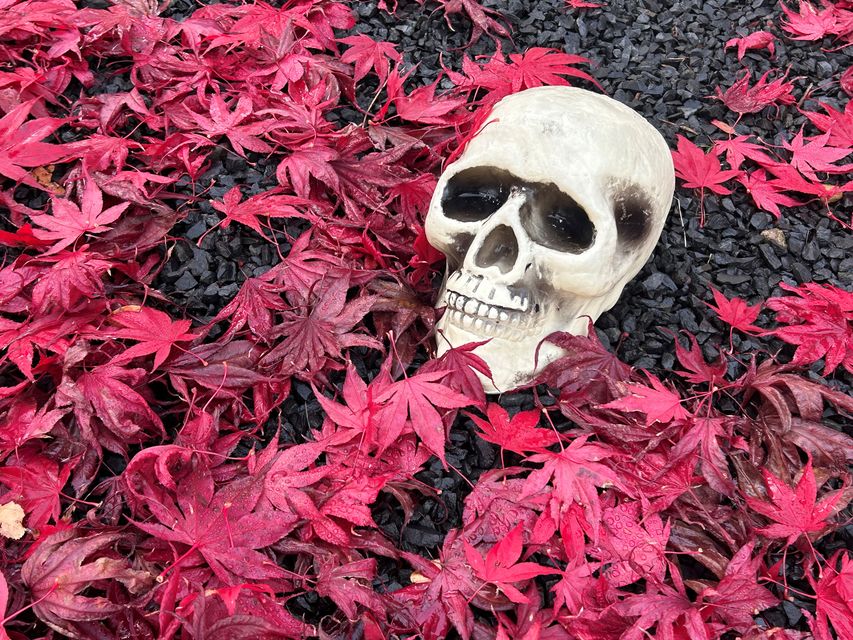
[{"xmin": 440, "ymin": 275, "xmax": 542, "ymax": 341}]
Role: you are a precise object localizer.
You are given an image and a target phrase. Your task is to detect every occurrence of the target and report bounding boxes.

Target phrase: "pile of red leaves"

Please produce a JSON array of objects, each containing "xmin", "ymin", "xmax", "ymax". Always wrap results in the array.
[{"xmin": 0, "ymin": 0, "xmax": 851, "ymax": 639}]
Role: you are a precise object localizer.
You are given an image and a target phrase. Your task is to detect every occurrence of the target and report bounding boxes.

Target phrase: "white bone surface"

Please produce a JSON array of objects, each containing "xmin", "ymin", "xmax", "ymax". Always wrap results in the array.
[{"xmin": 425, "ymin": 86, "xmax": 675, "ymax": 393}]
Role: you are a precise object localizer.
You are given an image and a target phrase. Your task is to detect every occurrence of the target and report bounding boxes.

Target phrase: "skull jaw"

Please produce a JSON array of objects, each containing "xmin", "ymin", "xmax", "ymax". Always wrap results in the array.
[{"xmin": 435, "ymin": 311, "xmax": 591, "ymax": 394}]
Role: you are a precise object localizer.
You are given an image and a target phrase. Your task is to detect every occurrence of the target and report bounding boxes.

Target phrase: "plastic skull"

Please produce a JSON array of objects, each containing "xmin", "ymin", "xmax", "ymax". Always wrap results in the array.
[{"xmin": 425, "ymin": 86, "xmax": 675, "ymax": 393}]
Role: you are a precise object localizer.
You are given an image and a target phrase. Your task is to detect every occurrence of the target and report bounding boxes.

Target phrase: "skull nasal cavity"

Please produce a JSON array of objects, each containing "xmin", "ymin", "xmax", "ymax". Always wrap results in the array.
[{"xmin": 475, "ymin": 225, "xmax": 519, "ymax": 273}]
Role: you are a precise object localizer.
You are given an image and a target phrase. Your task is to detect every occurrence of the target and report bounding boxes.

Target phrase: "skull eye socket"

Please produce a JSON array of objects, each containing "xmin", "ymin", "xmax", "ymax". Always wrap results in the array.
[
  {"xmin": 441, "ymin": 167, "xmax": 515, "ymax": 222},
  {"xmin": 614, "ymin": 187, "xmax": 652, "ymax": 245},
  {"xmin": 523, "ymin": 184, "xmax": 595, "ymax": 253}
]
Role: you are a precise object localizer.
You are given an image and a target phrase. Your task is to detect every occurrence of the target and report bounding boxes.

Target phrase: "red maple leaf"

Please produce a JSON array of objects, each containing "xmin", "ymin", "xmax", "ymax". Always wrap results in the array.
[
  {"xmin": 259, "ymin": 277, "xmax": 381, "ymax": 378},
  {"xmin": 600, "ymin": 374, "xmax": 691, "ymax": 426},
  {"xmin": 801, "ymin": 101, "xmax": 853, "ymax": 148},
  {"xmin": 715, "ymin": 70, "xmax": 795, "ymax": 115},
  {"xmin": 427, "ymin": 0, "xmax": 510, "ymax": 46},
  {"xmin": 0, "ymin": 397, "xmax": 65, "ymax": 451},
  {"xmin": 375, "ymin": 368, "xmax": 475, "ymax": 462},
  {"xmin": 339, "ymin": 34, "xmax": 401, "ymax": 83},
  {"xmin": 671, "ymin": 416, "xmax": 734, "ymax": 495},
  {"xmin": 781, "ymin": 130, "xmax": 853, "ymax": 181},
  {"xmin": 565, "ymin": 0, "xmax": 604, "ymax": 8},
  {"xmin": 0, "ymin": 100, "xmax": 69, "ymax": 188},
  {"xmin": 670, "ymin": 330, "xmax": 728, "ymax": 385},
  {"xmin": 31, "ymin": 179, "xmax": 129, "ymax": 254},
  {"xmin": 724, "ymin": 31, "xmax": 776, "ymax": 60},
  {"xmin": 765, "ymin": 282, "xmax": 853, "ymax": 375},
  {"xmin": 671, "ymin": 135, "xmax": 740, "ymax": 223},
  {"xmin": 713, "ymin": 132, "xmax": 778, "ymax": 171},
  {"xmin": 131, "ymin": 457, "xmax": 298, "ymax": 583},
  {"xmin": 180, "ymin": 94, "xmax": 273, "ymax": 157},
  {"xmin": 780, "ymin": 0, "xmax": 840, "ymax": 40},
  {"xmin": 30, "ymin": 250, "xmax": 113, "ymax": 314},
  {"xmin": 745, "ymin": 458, "xmax": 847, "ymax": 546},
  {"xmin": 520, "ymin": 435, "xmax": 621, "ymax": 531},
  {"xmin": 463, "ymin": 524, "xmax": 559, "ymax": 604},
  {"xmin": 315, "ymin": 557, "xmax": 386, "ymax": 620},
  {"xmin": 615, "ymin": 580, "xmax": 711, "ymax": 640},
  {"xmin": 447, "ymin": 47, "xmax": 598, "ymax": 104},
  {"xmin": 706, "ymin": 286, "xmax": 763, "ymax": 335},
  {"xmin": 592, "ymin": 501, "xmax": 670, "ymax": 587},
  {"xmin": 108, "ymin": 306, "xmax": 200, "ymax": 370},
  {"xmin": 468, "ymin": 403, "xmax": 558, "ymax": 457},
  {"xmin": 21, "ymin": 529, "xmax": 151, "ymax": 638},
  {"xmin": 207, "ymin": 277, "xmax": 289, "ymax": 342},
  {"xmin": 737, "ymin": 169, "xmax": 804, "ymax": 218},
  {"xmin": 697, "ymin": 542, "xmax": 778, "ymax": 631},
  {"xmin": 809, "ymin": 551, "xmax": 853, "ymax": 640},
  {"xmin": 208, "ymin": 186, "xmax": 318, "ymax": 242},
  {"xmin": 0, "ymin": 452, "xmax": 70, "ymax": 532}
]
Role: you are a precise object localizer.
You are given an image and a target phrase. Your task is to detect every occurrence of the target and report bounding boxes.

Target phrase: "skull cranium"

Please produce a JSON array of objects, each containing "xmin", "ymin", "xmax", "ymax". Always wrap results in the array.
[{"xmin": 425, "ymin": 86, "xmax": 675, "ymax": 392}]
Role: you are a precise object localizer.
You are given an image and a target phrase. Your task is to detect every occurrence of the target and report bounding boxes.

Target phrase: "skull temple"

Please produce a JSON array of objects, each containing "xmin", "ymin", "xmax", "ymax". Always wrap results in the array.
[{"xmin": 425, "ymin": 86, "xmax": 675, "ymax": 392}]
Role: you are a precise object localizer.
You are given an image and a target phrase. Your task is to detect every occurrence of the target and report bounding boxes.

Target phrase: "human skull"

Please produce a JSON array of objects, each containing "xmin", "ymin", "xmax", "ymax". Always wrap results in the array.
[{"xmin": 425, "ymin": 86, "xmax": 675, "ymax": 393}]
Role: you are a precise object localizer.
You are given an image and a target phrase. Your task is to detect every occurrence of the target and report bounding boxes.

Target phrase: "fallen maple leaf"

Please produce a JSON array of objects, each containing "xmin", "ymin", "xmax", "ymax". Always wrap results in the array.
[
  {"xmin": 780, "ymin": 0, "xmax": 840, "ymax": 41},
  {"xmin": 208, "ymin": 186, "xmax": 318, "ymax": 242},
  {"xmin": 467, "ymin": 403, "xmax": 558, "ymax": 457},
  {"xmin": 781, "ymin": 129, "xmax": 853, "ymax": 181},
  {"xmin": 765, "ymin": 282, "xmax": 853, "ymax": 375},
  {"xmin": 108, "ymin": 306, "xmax": 199, "ymax": 370},
  {"xmin": 809, "ymin": 551, "xmax": 853, "ymax": 640},
  {"xmin": 375, "ymin": 368, "xmax": 475, "ymax": 462},
  {"xmin": 724, "ymin": 31, "xmax": 776, "ymax": 60},
  {"xmin": 31, "ymin": 178, "xmax": 129, "ymax": 254},
  {"xmin": 737, "ymin": 169, "xmax": 804, "ymax": 218},
  {"xmin": 21, "ymin": 528, "xmax": 152, "ymax": 637},
  {"xmin": 0, "ymin": 100, "xmax": 69, "ymax": 188},
  {"xmin": 463, "ymin": 524, "xmax": 559, "ymax": 603},
  {"xmin": 671, "ymin": 135, "xmax": 740, "ymax": 223},
  {"xmin": 706, "ymin": 286, "xmax": 763, "ymax": 335},
  {"xmin": 715, "ymin": 70, "xmax": 795, "ymax": 115},
  {"xmin": 339, "ymin": 33, "xmax": 401, "ymax": 83},
  {"xmin": 600, "ymin": 374, "xmax": 691, "ymax": 426},
  {"xmin": 745, "ymin": 458, "xmax": 847, "ymax": 546}
]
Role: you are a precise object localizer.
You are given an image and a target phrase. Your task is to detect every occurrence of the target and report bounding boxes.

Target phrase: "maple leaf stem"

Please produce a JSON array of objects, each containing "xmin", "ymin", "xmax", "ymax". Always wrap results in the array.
[
  {"xmin": 361, "ymin": 73, "xmax": 392, "ymax": 127},
  {"xmin": 759, "ymin": 576, "xmax": 816, "ymax": 601},
  {"xmin": 1, "ymin": 578, "xmax": 59, "ymax": 625},
  {"xmin": 59, "ymin": 491, "xmax": 101, "ymax": 508},
  {"xmin": 173, "ymin": 343, "xmax": 208, "ymax": 367},
  {"xmin": 160, "ymin": 541, "xmax": 203, "ymax": 579}
]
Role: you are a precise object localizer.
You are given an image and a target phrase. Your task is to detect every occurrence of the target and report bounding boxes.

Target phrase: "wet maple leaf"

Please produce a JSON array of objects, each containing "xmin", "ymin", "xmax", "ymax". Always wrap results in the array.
[
  {"xmin": 259, "ymin": 277, "xmax": 381, "ymax": 378},
  {"xmin": 468, "ymin": 403, "xmax": 558, "ymax": 457},
  {"xmin": 715, "ymin": 70, "xmax": 795, "ymax": 115},
  {"xmin": 31, "ymin": 179, "xmax": 129, "ymax": 254},
  {"xmin": 780, "ymin": 0, "xmax": 840, "ymax": 40},
  {"xmin": 725, "ymin": 31, "xmax": 776, "ymax": 60},
  {"xmin": 520, "ymin": 435, "xmax": 621, "ymax": 532},
  {"xmin": 132, "ymin": 458, "xmax": 298, "ymax": 583},
  {"xmin": 0, "ymin": 452, "xmax": 70, "ymax": 532},
  {"xmin": 713, "ymin": 132, "xmax": 778, "ymax": 171},
  {"xmin": 56, "ymin": 364, "xmax": 164, "ymax": 454},
  {"xmin": 781, "ymin": 130, "xmax": 853, "ymax": 181},
  {"xmin": 745, "ymin": 459, "xmax": 847, "ymax": 546},
  {"xmin": 0, "ymin": 397, "xmax": 65, "ymax": 451},
  {"xmin": 671, "ymin": 135, "xmax": 739, "ymax": 222},
  {"xmin": 801, "ymin": 101, "xmax": 853, "ymax": 148},
  {"xmin": 765, "ymin": 282, "xmax": 853, "ymax": 375},
  {"xmin": 810, "ymin": 551, "xmax": 853, "ymax": 640},
  {"xmin": 428, "ymin": 0, "xmax": 510, "ymax": 46},
  {"xmin": 671, "ymin": 416, "xmax": 734, "ymax": 495},
  {"xmin": 108, "ymin": 306, "xmax": 199, "ymax": 370},
  {"xmin": 670, "ymin": 330, "xmax": 728, "ymax": 385},
  {"xmin": 706, "ymin": 286, "xmax": 763, "ymax": 335},
  {"xmin": 315, "ymin": 558, "xmax": 387, "ymax": 620},
  {"xmin": 209, "ymin": 186, "xmax": 318, "ymax": 242},
  {"xmin": 375, "ymin": 368, "xmax": 475, "ymax": 462},
  {"xmin": 565, "ymin": 0, "xmax": 604, "ymax": 8},
  {"xmin": 737, "ymin": 169, "xmax": 804, "ymax": 218},
  {"xmin": 21, "ymin": 528, "xmax": 152, "ymax": 637},
  {"xmin": 698, "ymin": 542, "xmax": 778, "ymax": 631},
  {"xmin": 181, "ymin": 94, "xmax": 272, "ymax": 156},
  {"xmin": 208, "ymin": 276, "xmax": 288, "ymax": 342},
  {"xmin": 339, "ymin": 33, "xmax": 401, "ymax": 83},
  {"xmin": 601, "ymin": 374, "xmax": 691, "ymax": 426},
  {"xmin": 30, "ymin": 250, "xmax": 112, "ymax": 314},
  {"xmin": 463, "ymin": 524, "xmax": 559, "ymax": 604},
  {"xmin": 0, "ymin": 100, "xmax": 69, "ymax": 187},
  {"xmin": 592, "ymin": 501, "xmax": 670, "ymax": 587},
  {"xmin": 615, "ymin": 580, "xmax": 711, "ymax": 640}
]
